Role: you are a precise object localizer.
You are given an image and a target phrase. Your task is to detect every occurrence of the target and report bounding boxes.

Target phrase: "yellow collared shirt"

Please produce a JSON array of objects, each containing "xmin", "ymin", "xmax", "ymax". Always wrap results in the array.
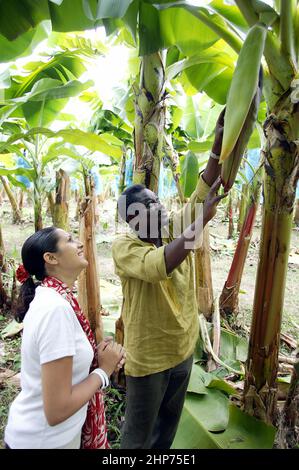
[{"xmin": 112, "ymin": 175, "xmax": 210, "ymax": 377}]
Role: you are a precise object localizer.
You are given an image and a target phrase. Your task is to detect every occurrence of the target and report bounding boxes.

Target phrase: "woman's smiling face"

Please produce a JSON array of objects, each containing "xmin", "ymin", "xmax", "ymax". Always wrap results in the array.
[{"xmin": 52, "ymin": 229, "xmax": 88, "ymax": 272}]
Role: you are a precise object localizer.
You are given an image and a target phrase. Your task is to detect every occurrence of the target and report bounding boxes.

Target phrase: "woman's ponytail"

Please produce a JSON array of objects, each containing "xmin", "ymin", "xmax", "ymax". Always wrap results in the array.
[{"xmin": 15, "ymin": 277, "xmax": 40, "ymax": 322}]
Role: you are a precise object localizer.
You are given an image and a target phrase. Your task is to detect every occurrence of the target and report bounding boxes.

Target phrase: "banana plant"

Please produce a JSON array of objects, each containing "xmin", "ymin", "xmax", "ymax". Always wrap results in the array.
[
  {"xmin": 0, "ymin": 221, "xmax": 8, "ymax": 309},
  {"xmin": 0, "ymin": 174, "xmax": 22, "ymax": 224},
  {"xmin": 0, "ymin": 122, "xmax": 123, "ymax": 230},
  {"xmin": 0, "ymin": 43, "xmax": 125, "ymax": 229},
  {"xmin": 199, "ymin": 1, "xmax": 299, "ymax": 427}
]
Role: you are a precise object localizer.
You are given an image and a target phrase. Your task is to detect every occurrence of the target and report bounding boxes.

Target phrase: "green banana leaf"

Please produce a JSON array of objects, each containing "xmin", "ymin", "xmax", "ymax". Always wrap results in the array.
[
  {"xmin": 5, "ymin": 51, "xmax": 87, "ymax": 100},
  {"xmin": 188, "ymin": 363, "xmax": 239, "ymax": 397},
  {"xmin": 0, "ymin": 21, "xmax": 50, "ymax": 63},
  {"xmin": 209, "ymin": 0, "xmax": 248, "ymax": 30},
  {"xmin": 188, "ymin": 140, "xmax": 213, "ymax": 153},
  {"xmin": 172, "ymin": 400, "xmax": 276, "ymax": 449},
  {"xmin": 174, "ymin": 357, "xmax": 275, "ymax": 449},
  {"xmin": 187, "ymin": 364, "xmax": 209, "ymax": 395},
  {"xmin": 215, "ymin": 404, "xmax": 276, "ymax": 449},
  {"xmin": 159, "ymin": 6, "xmax": 220, "ymax": 56},
  {"xmin": 0, "ymin": 166, "xmax": 35, "ymax": 181},
  {"xmin": 166, "ymin": 49, "xmax": 233, "ymax": 81},
  {"xmin": 0, "ymin": 0, "xmax": 50, "ymax": 41},
  {"xmin": 194, "ymin": 323, "xmax": 248, "ymax": 376},
  {"xmin": 1, "ymin": 78, "xmax": 92, "ymax": 127},
  {"xmin": 0, "ymin": 127, "xmax": 123, "ymax": 159},
  {"xmin": 180, "ymin": 151, "xmax": 199, "ymax": 198}
]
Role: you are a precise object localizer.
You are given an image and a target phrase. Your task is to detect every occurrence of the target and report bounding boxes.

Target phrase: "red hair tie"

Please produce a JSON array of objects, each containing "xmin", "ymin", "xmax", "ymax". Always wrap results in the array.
[{"xmin": 16, "ymin": 264, "xmax": 30, "ymax": 284}]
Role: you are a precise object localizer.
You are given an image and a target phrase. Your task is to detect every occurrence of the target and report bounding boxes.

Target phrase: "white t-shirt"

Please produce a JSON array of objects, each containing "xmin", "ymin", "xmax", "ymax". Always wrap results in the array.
[{"xmin": 5, "ymin": 286, "xmax": 94, "ymax": 449}]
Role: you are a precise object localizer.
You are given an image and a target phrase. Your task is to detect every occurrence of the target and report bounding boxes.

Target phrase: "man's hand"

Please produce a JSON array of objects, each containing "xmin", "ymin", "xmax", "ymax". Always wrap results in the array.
[
  {"xmin": 202, "ymin": 108, "xmax": 226, "ymax": 187},
  {"xmin": 211, "ymin": 107, "xmax": 225, "ymax": 156},
  {"xmin": 203, "ymin": 176, "xmax": 227, "ymax": 224}
]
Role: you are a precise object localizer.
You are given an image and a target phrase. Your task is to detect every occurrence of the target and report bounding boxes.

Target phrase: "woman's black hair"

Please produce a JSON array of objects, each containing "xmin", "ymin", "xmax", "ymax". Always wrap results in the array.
[{"xmin": 15, "ymin": 227, "xmax": 60, "ymax": 322}]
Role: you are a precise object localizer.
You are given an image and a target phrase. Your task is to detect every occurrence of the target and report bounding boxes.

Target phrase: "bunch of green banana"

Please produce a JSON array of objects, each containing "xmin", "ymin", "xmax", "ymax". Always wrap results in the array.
[
  {"xmin": 221, "ymin": 69, "xmax": 263, "ymax": 192},
  {"xmin": 219, "ymin": 24, "xmax": 266, "ymax": 165}
]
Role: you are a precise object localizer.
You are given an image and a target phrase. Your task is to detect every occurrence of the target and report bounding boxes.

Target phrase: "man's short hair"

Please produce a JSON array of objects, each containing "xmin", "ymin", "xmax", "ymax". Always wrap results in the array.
[{"xmin": 117, "ymin": 184, "xmax": 145, "ymax": 222}]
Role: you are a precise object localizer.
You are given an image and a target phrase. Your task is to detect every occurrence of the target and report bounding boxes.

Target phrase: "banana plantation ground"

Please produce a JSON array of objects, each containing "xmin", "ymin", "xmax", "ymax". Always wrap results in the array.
[{"xmin": 0, "ymin": 195, "xmax": 298, "ymax": 449}]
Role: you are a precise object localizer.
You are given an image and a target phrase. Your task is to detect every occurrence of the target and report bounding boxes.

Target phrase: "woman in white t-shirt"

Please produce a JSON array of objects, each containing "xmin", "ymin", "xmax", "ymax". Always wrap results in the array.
[{"xmin": 4, "ymin": 227, "xmax": 125, "ymax": 449}]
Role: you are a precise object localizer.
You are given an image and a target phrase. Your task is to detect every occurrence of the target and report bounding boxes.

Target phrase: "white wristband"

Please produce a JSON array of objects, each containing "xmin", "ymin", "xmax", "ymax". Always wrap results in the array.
[
  {"xmin": 90, "ymin": 368, "xmax": 110, "ymax": 390},
  {"xmin": 210, "ymin": 151, "xmax": 220, "ymax": 160}
]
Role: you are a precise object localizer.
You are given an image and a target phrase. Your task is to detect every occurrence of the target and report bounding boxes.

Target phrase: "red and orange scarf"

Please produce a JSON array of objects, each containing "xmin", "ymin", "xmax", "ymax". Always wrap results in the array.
[{"xmin": 41, "ymin": 276, "xmax": 109, "ymax": 449}]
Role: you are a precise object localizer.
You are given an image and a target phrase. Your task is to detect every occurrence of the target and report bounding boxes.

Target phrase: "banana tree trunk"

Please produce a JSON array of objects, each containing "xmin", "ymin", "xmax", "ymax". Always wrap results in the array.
[
  {"xmin": 116, "ymin": 150, "xmax": 127, "ymax": 225},
  {"xmin": 220, "ymin": 193, "xmax": 259, "ymax": 319},
  {"xmin": 18, "ymin": 190, "xmax": 24, "ymax": 215},
  {"xmin": 33, "ymin": 185, "xmax": 43, "ymax": 232},
  {"xmin": 238, "ymin": 183, "xmax": 249, "ymax": 232},
  {"xmin": 75, "ymin": 195, "xmax": 82, "ymax": 222},
  {"xmin": 119, "ymin": 150, "xmax": 127, "ymax": 196},
  {"xmin": 53, "ymin": 169, "xmax": 70, "ymax": 231},
  {"xmin": 294, "ymin": 198, "xmax": 299, "ymax": 225},
  {"xmin": 195, "ymin": 226, "xmax": 214, "ymax": 319},
  {"xmin": 133, "ymin": 51, "xmax": 166, "ymax": 192},
  {"xmin": 227, "ymin": 192, "xmax": 234, "ymax": 239},
  {"xmin": 243, "ymin": 100, "xmax": 299, "ymax": 424},
  {"xmin": 0, "ymin": 176, "xmax": 22, "ymax": 224},
  {"xmin": 164, "ymin": 134, "xmax": 185, "ymax": 204},
  {"xmin": 0, "ymin": 223, "xmax": 6, "ymax": 272},
  {"xmin": 10, "ymin": 270, "xmax": 17, "ymax": 313},
  {"xmin": 276, "ymin": 360, "xmax": 299, "ymax": 448},
  {"xmin": 47, "ymin": 191, "xmax": 55, "ymax": 220},
  {"xmin": 77, "ymin": 174, "xmax": 103, "ymax": 343},
  {"xmin": 0, "ymin": 223, "xmax": 8, "ymax": 309}
]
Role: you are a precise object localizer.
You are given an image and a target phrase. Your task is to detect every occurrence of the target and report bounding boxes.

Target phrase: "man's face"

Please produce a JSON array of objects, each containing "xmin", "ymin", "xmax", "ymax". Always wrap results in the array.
[{"xmin": 128, "ymin": 188, "xmax": 169, "ymax": 238}]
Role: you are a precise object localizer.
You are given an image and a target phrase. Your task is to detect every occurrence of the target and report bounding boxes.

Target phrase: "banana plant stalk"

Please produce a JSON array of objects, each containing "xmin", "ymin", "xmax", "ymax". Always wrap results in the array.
[
  {"xmin": 227, "ymin": 192, "xmax": 234, "ymax": 239},
  {"xmin": 276, "ymin": 360, "xmax": 299, "ymax": 448},
  {"xmin": 0, "ymin": 176, "xmax": 22, "ymax": 224},
  {"xmin": 195, "ymin": 226, "xmax": 214, "ymax": 319},
  {"xmin": 220, "ymin": 177, "xmax": 261, "ymax": 320},
  {"xmin": 53, "ymin": 169, "xmax": 70, "ymax": 231},
  {"xmin": 238, "ymin": 183, "xmax": 250, "ymax": 232},
  {"xmin": 115, "ymin": 149, "xmax": 127, "ymax": 225},
  {"xmin": 47, "ymin": 191, "xmax": 55, "ymax": 220},
  {"xmin": 163, "ymin": 133, "xmax": 185, "ymax": 204},
  {"xmin": 294, "ymin": 199, "xmax": 299, "ymax": 225},
  {"xmin": 33, "ymin": 184, "xmax": 43, "ymax": 232},
  {"xmin": 77, "ymin": 172, "xmax": 103, "ymax": 343},
  {"xmin": 243, "ymin": 101, "xmax": 299, "ymax": 424},
  {"xmin": 118, "ymin": 150, "xmax": 127, "ymax": 197},
  {"xmin": 133, "ymin": 51, "xmax": 167, "ymax": 192},
  {"xmin": 0, "ymin": 223, "xmax": 8, "ymax": 309},
  {"xmin": 18, "ymin": 190, "xmax": 24, "ymax": 215}
]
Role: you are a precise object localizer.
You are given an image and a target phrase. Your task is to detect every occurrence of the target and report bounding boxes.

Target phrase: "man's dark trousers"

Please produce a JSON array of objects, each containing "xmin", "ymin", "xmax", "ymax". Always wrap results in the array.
[{"xmin": 120, "ymin": 355, "xmax": 193, "ymax": 449}]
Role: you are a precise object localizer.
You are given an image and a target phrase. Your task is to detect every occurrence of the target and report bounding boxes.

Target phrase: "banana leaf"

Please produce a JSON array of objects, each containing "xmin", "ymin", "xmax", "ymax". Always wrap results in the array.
[
  {"xmin": 180, "ymin": 151, "xmax": 199, "ymax": 198},
  {"xmin": 172, "ymin": 400, "xmax": 276, "ymax": 449}
]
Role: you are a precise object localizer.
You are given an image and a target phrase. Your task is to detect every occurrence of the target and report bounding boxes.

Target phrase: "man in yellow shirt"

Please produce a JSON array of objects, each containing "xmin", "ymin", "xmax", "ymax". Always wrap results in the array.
[{"xmin": 112, "ymin": 111, "xmax": 225, "ymax": 449}]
